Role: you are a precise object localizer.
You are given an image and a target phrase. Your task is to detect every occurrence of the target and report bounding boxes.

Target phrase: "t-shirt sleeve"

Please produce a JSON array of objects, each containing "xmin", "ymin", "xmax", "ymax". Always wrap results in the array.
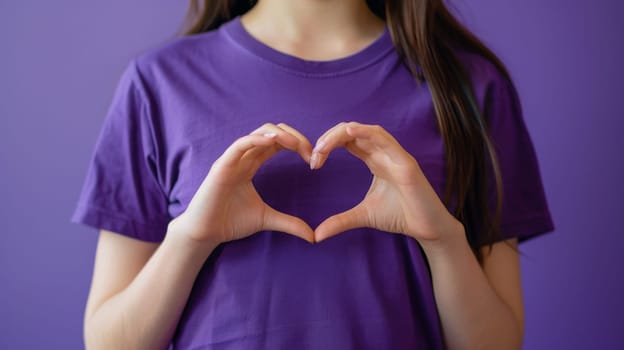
[
  {"xmin": 478, "ymin": 68, "xmax": 555, "ymax": 245},
  {"xmin": 69, "ymin": 59, "xmax": 171, "ymax": 242}
]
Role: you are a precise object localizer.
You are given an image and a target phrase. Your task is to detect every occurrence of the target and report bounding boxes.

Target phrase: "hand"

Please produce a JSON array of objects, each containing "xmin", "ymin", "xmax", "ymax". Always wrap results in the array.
[
  {"xmin": 311, "ymin": 122, "xmax": 464, "ymax": 245},
  {"xmin": 168, "ymin": 123, "xmax": 316, "ymax": 246}
]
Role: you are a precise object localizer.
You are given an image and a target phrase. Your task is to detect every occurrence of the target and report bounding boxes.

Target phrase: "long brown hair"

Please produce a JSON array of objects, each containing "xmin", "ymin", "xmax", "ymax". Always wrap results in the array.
[{"xmin": 176, "ymin": 0, "xmax": 514, "ymax": 264}]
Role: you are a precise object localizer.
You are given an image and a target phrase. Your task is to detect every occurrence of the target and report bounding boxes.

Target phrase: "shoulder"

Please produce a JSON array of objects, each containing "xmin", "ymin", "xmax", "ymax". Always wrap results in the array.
[
  {"xmin": 454, "ymin": 47, "xmax": 510, "ymax": 89},
  {"xmin": 452, "ymin": 47, "xmax": 519, "ymax": 116},
  {"xmin": 130, "ymin": 29, "xmax": 225, "ymax": 81}
]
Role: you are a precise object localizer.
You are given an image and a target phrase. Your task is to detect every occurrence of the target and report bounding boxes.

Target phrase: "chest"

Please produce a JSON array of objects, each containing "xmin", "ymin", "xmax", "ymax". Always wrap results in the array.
[{"xmin": 155, "ymin": 66, "xmax": 448, "ymax": 219}]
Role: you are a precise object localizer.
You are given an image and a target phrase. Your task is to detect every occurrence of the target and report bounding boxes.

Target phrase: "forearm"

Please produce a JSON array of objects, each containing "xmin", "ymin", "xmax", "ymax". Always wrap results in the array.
[
  {"xmin": 85, "ymin": 226, "xmax": 217, "ymax": 350},
  {"xmin": 421, "ymin": 227, "xmax": 523, "ymax": 350}
]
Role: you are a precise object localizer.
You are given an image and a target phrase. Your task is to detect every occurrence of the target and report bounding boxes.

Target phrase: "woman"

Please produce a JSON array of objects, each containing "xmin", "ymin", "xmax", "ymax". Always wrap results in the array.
[{"xmin": 70, "ymin": 0, "xmax": 555, "ymax": 349}]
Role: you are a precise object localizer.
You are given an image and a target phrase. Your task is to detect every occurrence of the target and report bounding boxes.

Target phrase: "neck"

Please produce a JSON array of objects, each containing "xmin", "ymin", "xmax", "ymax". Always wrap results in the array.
[{"xmin": 240, "ymin": 0, "xmax": 386, "ymax": 60}]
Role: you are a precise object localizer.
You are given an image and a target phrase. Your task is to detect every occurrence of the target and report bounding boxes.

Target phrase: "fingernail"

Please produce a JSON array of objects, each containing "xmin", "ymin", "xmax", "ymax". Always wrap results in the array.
[
  {"xmin": 263, "ymin": 132, "xmax": 277, "ymax": 138},
  {"xmin": 312, "ymin": 140, "xmax": 325, "ymax": 153},
  {"xmin": 310, "ymin": 152, "xmax": 318, "ymax": 170}
]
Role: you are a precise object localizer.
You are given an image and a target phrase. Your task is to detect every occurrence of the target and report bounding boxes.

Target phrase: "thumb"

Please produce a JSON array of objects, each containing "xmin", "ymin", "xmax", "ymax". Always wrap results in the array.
[
  {"xmin": 263, "ymin": 205, "xmax": 315, "ymax": 243},
  {"xmin": 315, "ymin": 203, "xmax": 368, "ymax": 243}
]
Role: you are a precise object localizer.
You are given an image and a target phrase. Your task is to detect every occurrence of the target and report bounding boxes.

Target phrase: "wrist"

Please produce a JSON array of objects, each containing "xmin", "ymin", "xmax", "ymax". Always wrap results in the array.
[
  {"xmin": 165, "ymin": 214, "xmax": 220, "ymax": 258},
  {"xmin": 417, "ymin": 217, "xmax": 467, "ymax": 257}
]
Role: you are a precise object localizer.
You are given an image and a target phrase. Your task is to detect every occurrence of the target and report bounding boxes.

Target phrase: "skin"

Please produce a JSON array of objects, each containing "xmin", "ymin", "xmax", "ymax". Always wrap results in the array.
[
  {"xmin": 84, "ymin": 1, "xmax": 525, "ymax": 349},
  {"xmin": 311, "ymin": 122, "xmax": 524, "ymax": 349}
]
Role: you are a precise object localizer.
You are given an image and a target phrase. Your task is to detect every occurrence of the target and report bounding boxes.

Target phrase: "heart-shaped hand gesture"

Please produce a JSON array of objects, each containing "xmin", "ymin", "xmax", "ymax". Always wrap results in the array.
[
  {"xmin": 311, "ymin": 122, "xmax": 463, "ymax": 245},
  {"xmin": 168, "ymin": 123, "xmax": 316, "ymax": 246},
  {"xmin": 169, "ymin": 121, "xmax": 463, "ymax": 249}
]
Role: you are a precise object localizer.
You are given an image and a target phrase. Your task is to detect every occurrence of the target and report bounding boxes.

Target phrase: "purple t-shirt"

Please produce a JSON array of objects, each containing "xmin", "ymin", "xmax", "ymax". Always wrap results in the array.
[{"xmin": 70, "ymin": 15, "xmax": 555, "ymax": 349}]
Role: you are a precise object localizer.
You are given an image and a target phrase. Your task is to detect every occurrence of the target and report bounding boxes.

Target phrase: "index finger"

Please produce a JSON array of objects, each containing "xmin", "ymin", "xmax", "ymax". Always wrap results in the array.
[
  {"xmin": 244, "ymin": 123, "xmax": 312, "ymax": 165},
  {"xmin": 276, "ymin": 123, "xmax": 313, "ymax": 163},
  {"xmin": 217, "ymin": 133, "xmax": 279, "ymax": 168},
  {"xmin": 311, "ymin": 122, "xmax": 407, "ymax": 169},
  {"xmin": 310, "ymin": 122, "xmax": 359, "ymax": 169}
]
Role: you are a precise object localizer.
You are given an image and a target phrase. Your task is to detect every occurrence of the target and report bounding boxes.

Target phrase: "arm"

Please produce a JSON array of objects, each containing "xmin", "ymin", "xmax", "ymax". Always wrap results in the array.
[
  {"xmin": 421, "ymin": 231, "xmax": 524, "ymax": 350},
  {"xmin": 84, "ymin": 228, "xmax": 216, "ymax": 350},
  {"xmin": 311, "ymin": 122, "xmax": 524, "ymax": 349},
  {"xmin": 83, "ymin": 123, "xmax": 315, "ymax": 349}
]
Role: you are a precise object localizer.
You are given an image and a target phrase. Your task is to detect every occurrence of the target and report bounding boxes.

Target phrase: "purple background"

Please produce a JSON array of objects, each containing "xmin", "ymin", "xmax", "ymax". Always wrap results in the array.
[{"xmin": 1, "ymin": 1, "xmax": 622, "ymax": 348}]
